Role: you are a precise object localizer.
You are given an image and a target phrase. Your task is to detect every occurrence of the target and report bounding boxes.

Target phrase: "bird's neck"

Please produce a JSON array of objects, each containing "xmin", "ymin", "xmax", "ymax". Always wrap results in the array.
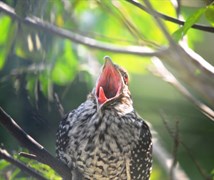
[{"xmin": 113, "ymin": 97, "xmax": 133, "ymax": 116}]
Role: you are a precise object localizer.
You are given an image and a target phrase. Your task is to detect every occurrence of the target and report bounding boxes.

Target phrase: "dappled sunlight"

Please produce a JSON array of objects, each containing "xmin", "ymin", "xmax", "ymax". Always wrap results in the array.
[{"xmin": 0, "ymin": 0, "xmax": 213, "ymax": 179}]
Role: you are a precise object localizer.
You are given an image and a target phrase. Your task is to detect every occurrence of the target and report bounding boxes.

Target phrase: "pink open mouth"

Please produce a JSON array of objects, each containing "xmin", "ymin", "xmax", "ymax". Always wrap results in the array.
[{"xmin": 96, "ymin": 58, "xmax": 122, "ymax": 104}]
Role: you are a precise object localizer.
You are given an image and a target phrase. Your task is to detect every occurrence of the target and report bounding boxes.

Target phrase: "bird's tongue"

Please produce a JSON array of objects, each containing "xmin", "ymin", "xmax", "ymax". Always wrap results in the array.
[{"xmin": 96, "ymin": 58, "xmax": 122, "ymax": 104}]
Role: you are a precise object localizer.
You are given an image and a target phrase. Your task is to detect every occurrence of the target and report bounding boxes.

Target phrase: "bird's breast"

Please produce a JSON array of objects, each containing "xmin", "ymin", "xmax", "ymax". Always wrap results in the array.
[{"xmin": 67, "ymin": 111, "xmax": 141, "ymax": 179}]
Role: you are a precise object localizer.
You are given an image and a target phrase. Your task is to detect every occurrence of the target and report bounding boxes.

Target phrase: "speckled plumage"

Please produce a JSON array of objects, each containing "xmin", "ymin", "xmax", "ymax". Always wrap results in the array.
[{"xmin": 56, "ymin": 57, "xmax": 152, "ymax": 180}]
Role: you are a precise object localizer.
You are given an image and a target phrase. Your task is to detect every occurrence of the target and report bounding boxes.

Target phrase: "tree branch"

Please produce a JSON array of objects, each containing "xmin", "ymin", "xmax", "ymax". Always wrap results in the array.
[
  {"xmin": 143, "ymin": 0, "xmax": 175, "ymax": 45},
  {"xmin": 160, "ymin": 112, "xmax": 212, "ymax": 180},
  {"xmin": 150, "ymin": 57, "xmax": 214, "ymax": 120},
  {"xmin": 0, "ymin": 148, "xmax": 47, "ymax": 180},
  {"xmin": 1, "ymin": 1, "xmax": 213, "ymax": 118},
  {"xmin": 19, "ymin": 152, "xmax": 37, "ymax": 161},
  {"xmin": 150, "ymin": 124, "xmax": 189, "ymax": 180},
  {"xmin": 0, "ymin": 1, "xmax": 165, "ymax": 57},
  {"xmin": 141, "ymin": 0, "xmax": 214, "ymax": 116},
  {"xmin": 1, "ymin": 2, "xmax": 213, "ymax": 81},
  {"xmin": 0, "ymin": 106, "xmax": 73, "ymax": 179},
  {"xmin": 126, "ymin": 0, "xmax": 214, "ymax": 33}
]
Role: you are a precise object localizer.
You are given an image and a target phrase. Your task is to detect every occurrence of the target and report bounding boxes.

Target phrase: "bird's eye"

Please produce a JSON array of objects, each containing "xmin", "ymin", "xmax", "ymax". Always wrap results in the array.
[
  {"xmin": 123, "ymin": 73, "xmax": 128, "ymax": 85},
  {"xmin": 117, "ymin": 66, "xmax": 129, "ymax": 85}
]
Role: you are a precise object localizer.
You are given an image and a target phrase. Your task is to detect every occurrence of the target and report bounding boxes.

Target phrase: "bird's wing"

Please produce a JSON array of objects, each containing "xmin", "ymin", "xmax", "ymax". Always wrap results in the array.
[
  {"xmin": 130, "ymin": 120, "xmax": 152, "ymax": 180},
  {"xmin": 56, "ymin": 110, "xmax": 76, "ymax": 163}
]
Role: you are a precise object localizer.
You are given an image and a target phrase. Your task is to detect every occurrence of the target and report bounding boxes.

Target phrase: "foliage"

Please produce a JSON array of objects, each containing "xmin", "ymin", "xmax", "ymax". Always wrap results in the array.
[
  {"xmin": 173, "ymin": 3, "xmax": 214, "ymax": 41},
  {"xmin": 205, "ymin": 4, "xmax": 214, "ymax": 25},
  {"xmin": 0, "ymin": 159, "xmax": 22, "ymax": 179},
  {"xmin": 172, "ymin": 7, "xmax": 206, "ymax": 41},
  {"xmin": 0, "ymin": 152, "xmax": 61, "ymax": 179},
  {"xmin": 0, "ymin": 0, "xmax": 212, "ymax": 99},
  {"xmin": 0, "ymin": 0, "xmax": 214, "ymax": 179}
]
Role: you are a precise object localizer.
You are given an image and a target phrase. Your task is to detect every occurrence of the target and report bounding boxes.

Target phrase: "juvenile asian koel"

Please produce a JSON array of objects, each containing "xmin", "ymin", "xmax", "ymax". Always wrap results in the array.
[{"xmin": 56, "ymin": 56, "xmax": 152, "ymax": 180}]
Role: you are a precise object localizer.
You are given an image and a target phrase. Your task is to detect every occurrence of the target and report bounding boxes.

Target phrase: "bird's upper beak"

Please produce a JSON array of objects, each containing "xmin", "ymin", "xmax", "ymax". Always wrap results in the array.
[{"xmin": 96, "ymin": 56, "xmax": 123, "ymax": 105}]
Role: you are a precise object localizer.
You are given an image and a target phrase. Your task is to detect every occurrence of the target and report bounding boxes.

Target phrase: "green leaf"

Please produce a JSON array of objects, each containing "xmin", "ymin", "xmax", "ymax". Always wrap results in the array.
[
  {"xmin": 0, "ymin": 159, "xmax": 10, "ymax": 170},
  {"xmin": 172, "ymin": 27, "xmax": 185, "ymax": 42},
  {"xmin": 172, "ymin": 7, "xmax": 206, "ymax": 41},
  {"xmin": 205, "ymin": 5, "xmax": 214, "ymax": 26},
  {"xmin": 30, "ymin": 162, "xmax": 61, "ymax": 180},
  {"xmin": 0, "ymin": 16, "xmax": 12, "ymax": 69},
  {"xmin": 0, "ymin": 50, "xmax": 7, "ymax": 70},
  {"xmin": 0, "ymin": 16, "xmax": 11, "ymax": 44},
  {"xmin": 51, "ymin": 40, "xmax": 78, "ymax": 85},
  {"xmin": 10, "ymin": 168, "xmax": 21, "ymax": 179},
  {"xmin": 26, "ymin": 75, "xmax": 36, "ymax": 99}
]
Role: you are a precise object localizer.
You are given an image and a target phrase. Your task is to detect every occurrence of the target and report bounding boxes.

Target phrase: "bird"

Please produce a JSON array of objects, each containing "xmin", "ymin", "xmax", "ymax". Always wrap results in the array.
[{"xmin": 56, "ymin": 56, "xmax": 152, "ymax": 180}]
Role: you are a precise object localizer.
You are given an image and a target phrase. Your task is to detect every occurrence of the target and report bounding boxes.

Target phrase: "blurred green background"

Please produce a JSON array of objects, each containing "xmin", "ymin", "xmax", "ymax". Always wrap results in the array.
[{"xmin": 0, "ymin": 0, "xmax": 214, "ymax": 179}]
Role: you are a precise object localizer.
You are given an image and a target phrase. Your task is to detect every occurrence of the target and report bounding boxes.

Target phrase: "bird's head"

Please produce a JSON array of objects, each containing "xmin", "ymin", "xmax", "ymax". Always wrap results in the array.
[{"xmin": 94, "ymin": 56, "xmax": 133, "ymax": 113}]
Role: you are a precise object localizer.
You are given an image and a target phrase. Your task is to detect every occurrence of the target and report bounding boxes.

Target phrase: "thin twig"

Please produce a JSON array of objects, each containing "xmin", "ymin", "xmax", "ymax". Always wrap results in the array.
[
  {"xmin": 110, "ymin": 1, "xmax": 160, "ymax": 47},
  {"xmin": 143, "ymin": 0, "xmax": 175, "ymax": 45},
  {"xmin": 181, "ymin": 142, "xmax": 212, "ymax": 180},
  {"xmin": 1, "ymin": 1, "xmax": 213, "ymax": 80},
  {"xmin": 0, "ymin": 106, "xmax": 73, "ymax": 179},
  {"xmin": 170, "ymin": 120, "xmax": 179, "ymax": 180},
  {"xmin": 97, "ymin": 0, "xmax": 142, "ymax": 41},
  {"xmin": 150, "ymin": 122, "xmax": 189, "ymax": 180},
  {"xmin": 126, "ymin": 0, "xmax": 214, "ymax": 33},
  {"xmin": 54, "ymin": 93, "xmax": 65, "ymax": 118},
  {"xmin": 160, "ymin": 112, "xmax": 212, "ymax": 180},
  {"xmin": 19, "ymin": 152, "xmax": 37, "ymax": 160},
  {"xmin": 151, "ymin": 57, "xmax": 214, "ymax": 120},
  {"xmin": 0, "ymin": 148, "xmax": 47, "ymax": 180},
  {"xmin": 161, "ymin": 116, "xmax": 180, "ymax": 180},
  {"xmin": 0, "ymin": 1, "xmax": 164, "ymax": 57}
]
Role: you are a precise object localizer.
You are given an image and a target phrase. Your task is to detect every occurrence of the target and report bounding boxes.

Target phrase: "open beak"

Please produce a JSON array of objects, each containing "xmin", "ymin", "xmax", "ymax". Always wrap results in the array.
[{"xmin": 96, "ymin": 56, "xmax": 123, "ymax": 105}]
